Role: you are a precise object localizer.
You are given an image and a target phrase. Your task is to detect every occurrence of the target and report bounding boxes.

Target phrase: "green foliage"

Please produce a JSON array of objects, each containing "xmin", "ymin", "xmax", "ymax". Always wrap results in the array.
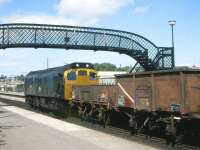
[
  {"xmin": 117, "ymin": 66, "xmax": 130, "ymax": 71},
  {"xmin": 15, "ymin": 74, "xmax": 25, "ymax": 81},
  {"xmin": 94, "ymin": 63, "xmax": 117, "ymax": 71},
  {"xmin": 93, "ymin": 63, "xmax": 131, "ymax": 72}
]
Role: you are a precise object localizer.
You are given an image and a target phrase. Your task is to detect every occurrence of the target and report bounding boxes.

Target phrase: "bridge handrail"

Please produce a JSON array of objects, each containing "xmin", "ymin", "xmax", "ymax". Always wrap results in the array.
[
  {"xmin": 0, "ymin": 23, "xmax": 159, "ymax": 59},
  {"xmin": 0, "ymin": 23, "xmax": 158, "ymax": 49}
]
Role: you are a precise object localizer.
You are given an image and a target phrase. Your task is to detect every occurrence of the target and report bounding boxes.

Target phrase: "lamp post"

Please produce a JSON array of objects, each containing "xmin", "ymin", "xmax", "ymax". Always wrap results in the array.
[
  {"xmin": 168, "ymin": 20, "xmax": 176, "ymax": 67},
  {"xmin": 168, "ymin": 20, "xmax": 176, "ymax": 48}
]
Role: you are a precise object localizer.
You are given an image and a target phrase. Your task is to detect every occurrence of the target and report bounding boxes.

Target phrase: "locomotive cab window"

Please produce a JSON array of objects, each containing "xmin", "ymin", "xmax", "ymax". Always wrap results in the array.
[
  {"xmin": 89, "ymin": 72, "xmax": 97, "ymax": 80},
  {"xmin": 78, "ymin": 70, "xmax": 87, "ymax": 76},
  {"xmin": 67, "ymin": 71, "xmax": 76, "ymax": 80}
]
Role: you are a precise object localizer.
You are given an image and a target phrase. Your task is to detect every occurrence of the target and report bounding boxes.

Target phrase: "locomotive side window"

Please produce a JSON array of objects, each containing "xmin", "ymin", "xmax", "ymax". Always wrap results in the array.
[
  {"xmin": 67, "ymin": 71, "xmax": 76, "ymax": 80},
  {"xmin": 89, "ymin": 72, "xmax": 97, "ymax": 80},
  {"xmin": 78, "ymin": 70, "xmax": 87, "ymax": 76}
]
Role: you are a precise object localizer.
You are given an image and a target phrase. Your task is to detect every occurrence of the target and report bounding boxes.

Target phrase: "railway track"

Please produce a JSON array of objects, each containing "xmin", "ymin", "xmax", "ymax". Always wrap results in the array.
[{"xmin": 0, "ymin": 94, "xmax": 199, "ymax": 150}]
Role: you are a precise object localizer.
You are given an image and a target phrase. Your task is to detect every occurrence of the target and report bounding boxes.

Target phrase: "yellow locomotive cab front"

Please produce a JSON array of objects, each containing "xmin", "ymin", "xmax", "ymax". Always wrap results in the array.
[{"xmin": 63, "ymin": 63, "xmax": 98, "ymax": 100}]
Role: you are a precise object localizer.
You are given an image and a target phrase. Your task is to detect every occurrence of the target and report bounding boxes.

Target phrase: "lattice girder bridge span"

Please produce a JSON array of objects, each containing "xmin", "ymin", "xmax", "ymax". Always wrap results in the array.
[{"xmin": 0, "ymin": 23, "xmax": 174, "ymax": 72}]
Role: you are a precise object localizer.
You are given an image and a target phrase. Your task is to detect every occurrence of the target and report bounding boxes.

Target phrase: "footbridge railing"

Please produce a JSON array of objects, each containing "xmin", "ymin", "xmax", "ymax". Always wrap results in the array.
[{"xmin": 0, "ymin": 23, "xmax": 174, "ymax": 72}]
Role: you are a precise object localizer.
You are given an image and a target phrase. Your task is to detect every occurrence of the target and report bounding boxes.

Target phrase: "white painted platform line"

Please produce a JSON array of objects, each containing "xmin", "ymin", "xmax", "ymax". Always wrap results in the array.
[
  {"xmin": 2, "ymin": 105, "xmax": 160, "ymax": 150},
  {"xmin": 0, "ymin": 92, "xmax": 24, "ymax": 96},
  {"xmin": 0, "ymin": 95, "xmax": 25, "ymax": 102}
]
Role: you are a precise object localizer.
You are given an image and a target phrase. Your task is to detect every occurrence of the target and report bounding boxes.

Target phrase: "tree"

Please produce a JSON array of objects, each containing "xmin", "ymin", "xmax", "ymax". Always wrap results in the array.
[
  {"xmin": 15, "ymin": 74, "xmax": 25, "ymax": 81},
  {"xmin": 94, "ymin": 63, "xmax": 131, "ymax": 72}
]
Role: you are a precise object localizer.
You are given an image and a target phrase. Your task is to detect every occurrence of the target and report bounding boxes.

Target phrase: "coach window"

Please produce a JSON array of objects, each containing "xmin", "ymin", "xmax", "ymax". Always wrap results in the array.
[
  {"xmin": 67, "ymin": 71, "xmax": 76, "ymax": 80},
  {"xmin": 89, "ymin": 72, "xmax": 97, "ymax": 80}
]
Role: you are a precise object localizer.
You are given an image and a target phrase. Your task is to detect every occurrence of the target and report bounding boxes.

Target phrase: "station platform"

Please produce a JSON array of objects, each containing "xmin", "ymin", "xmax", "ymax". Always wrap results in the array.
[{"xmin": 0, "ymin": 96, "xmax": 161, "ymax": 150}]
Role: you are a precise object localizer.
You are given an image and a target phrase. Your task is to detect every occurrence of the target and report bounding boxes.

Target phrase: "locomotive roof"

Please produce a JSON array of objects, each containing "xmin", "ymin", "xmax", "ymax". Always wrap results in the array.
[
  {"xmin": 27, "ymin": 62, "xmax": 94, "ymax": 76},
  {"xmin": 115, "ymin": 67, "xmax": 200, "ymax": 78}
]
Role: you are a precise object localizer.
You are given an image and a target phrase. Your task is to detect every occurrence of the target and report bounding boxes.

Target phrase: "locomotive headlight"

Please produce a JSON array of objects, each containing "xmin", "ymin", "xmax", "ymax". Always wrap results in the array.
[
  {"xmin": 76, "ymin": 64, "xmax": 79, "ymax": 67},
  {"xmin": 86, "ymin": 64, "xmax": 89, "ymax": 68}
]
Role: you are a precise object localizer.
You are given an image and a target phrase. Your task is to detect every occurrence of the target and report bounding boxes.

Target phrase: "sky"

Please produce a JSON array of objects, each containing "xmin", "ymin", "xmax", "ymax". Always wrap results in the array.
[{"xmin": 0, "ymin": 0, "xmax": 200, "ymax": 75}]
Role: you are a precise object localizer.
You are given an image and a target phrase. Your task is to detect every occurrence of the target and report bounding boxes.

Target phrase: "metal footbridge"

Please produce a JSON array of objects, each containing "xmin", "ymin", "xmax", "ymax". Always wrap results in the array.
[{"xmin": 0, "ymin": 23, "xmax": 174, "ymax": 72}]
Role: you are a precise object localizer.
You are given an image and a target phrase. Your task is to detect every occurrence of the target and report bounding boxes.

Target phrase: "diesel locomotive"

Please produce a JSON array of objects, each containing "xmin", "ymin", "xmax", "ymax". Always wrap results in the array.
[{"xmin": 25, "ymin": 62, "xmax": 98, "ymax": 113}]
